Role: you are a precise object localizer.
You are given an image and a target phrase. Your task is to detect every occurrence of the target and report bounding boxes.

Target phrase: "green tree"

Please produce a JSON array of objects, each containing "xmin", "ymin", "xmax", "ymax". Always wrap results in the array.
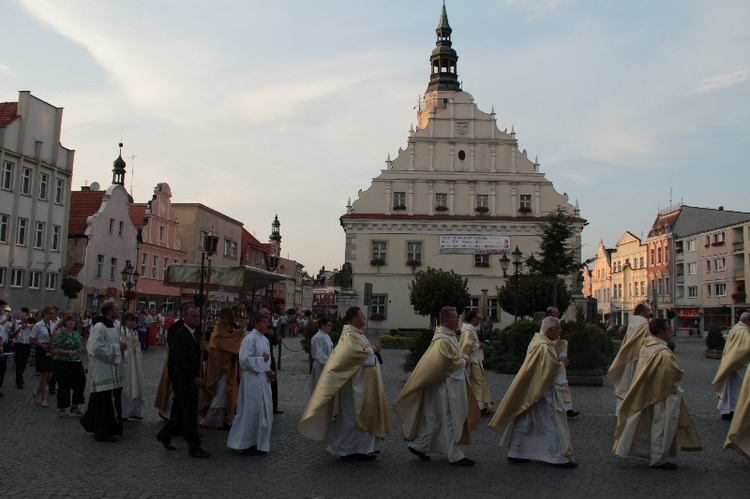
[
  {"xmin": 61, "ymin": 276, "xmax": 84, "ymax": 311},
  {"xmin": 497, "ymin": 274, "xmax": 571, "ymax": 319},
  {"xmin": 525, "ymin": 206, "xmax": 580, "ymax": 308},
  {"xmin": 409, "ymin": 267, "xmax": 470, "ymax": 326}
]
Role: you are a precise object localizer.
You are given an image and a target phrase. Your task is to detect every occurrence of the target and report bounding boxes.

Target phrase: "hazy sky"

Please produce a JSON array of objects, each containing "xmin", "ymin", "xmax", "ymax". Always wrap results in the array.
[{"xmin": 3, "ymin": 0, "xmax": 749, "ymax": 274}]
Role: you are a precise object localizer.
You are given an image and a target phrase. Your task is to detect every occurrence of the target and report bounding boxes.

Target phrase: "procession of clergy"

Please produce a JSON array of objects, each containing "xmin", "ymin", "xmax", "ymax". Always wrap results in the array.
[{"xmin": 153, "ymin": 301, "xmax": 750, "ymax": 468}]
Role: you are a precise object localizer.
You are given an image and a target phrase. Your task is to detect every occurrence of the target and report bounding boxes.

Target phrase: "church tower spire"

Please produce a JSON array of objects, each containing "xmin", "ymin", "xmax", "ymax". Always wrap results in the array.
[
  {"xmin": 426, "ymin": 1, "xmax": 460, "ymax": 93},
  {"xmin": 112, "ymin": 142, "xmax": 126, "ymax": 186}
]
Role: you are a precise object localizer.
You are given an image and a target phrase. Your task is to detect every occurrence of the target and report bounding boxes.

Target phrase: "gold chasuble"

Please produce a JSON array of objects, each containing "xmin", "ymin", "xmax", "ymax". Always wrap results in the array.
[
  {"xmin": 198, "ymin": 323, "xmax": 245, "ymax": 418},
  {"xmin": 154, "ymin": 347, "xmax": 171, "ymax": 412},
  {"xmin": 459, "ymin": 325, "xmax": 493, "ymax": 407},
  {"xmin": 394, "ymin": 327, "xmax": 481, "ymax": 445},
  {"xmin": 488, "ymin": 332, "xmax": 573, "ymax": 456},
  {"xmin": 298, "ymin": 325, "xmax": 389, "ymax": 441},
  {"xmin": 712, "ymin": 321, "xmax": 750, "ymax": 399},
  {"xmin": 614, "ymin": 336, "xmax": 701, "ymax": 454},
  {"xmin": 724, "ymin": 368, "xmax": 750, "ymax": 458},
  {"xmin": 607, "ymin": 323, "xmax": 650, "ymax": 399}
]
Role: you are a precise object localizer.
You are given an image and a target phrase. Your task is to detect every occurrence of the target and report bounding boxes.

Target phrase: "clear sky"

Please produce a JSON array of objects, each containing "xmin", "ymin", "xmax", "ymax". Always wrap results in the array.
[{"xmin": 3, "ymin": 0, "xmax": 749, "ymax": 275}]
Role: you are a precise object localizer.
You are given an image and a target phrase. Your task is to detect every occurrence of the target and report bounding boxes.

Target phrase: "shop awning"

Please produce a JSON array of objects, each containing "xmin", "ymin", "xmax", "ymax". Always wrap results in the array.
[{"xmin": 163, "ymin": 264, "xmax": 290, "ymax": 292}]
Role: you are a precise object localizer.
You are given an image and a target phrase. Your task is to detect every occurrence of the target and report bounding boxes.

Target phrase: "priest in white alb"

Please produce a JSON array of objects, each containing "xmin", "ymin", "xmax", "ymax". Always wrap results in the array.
[
  {"xmin": 309, "ymin": 316, "xmax": 334, "ymax": 395},
  {"xmin": 395, "ymin": 306, "xmax": 480, "ymax": 466},
  {"xmin": 298, "ymin": 306, "xmax": 389, "ymax": 462},
  {"xmin": 613, "ymin": 318, "xmax": 701, "ymax": 470},
  {"xmin": 712, "ymin": 312, "xmax": 750, "ymax": 420},
  {"xmin": 607, "ymin": 303, "xmax": 651, "ymax": 416},
  {"xmin": 227, "ymin": 312, "xmax": 275, "ymax": 455},
  {"xmin": 488, "ymin": 316, "xmax": 577, "ymax": 468}
]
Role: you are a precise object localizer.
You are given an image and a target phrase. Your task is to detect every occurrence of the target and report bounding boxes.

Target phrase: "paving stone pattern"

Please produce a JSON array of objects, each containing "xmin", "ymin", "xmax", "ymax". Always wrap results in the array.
[{"xmin": 1, "ymin": 334, "xmax": 748, "ymax": 498}]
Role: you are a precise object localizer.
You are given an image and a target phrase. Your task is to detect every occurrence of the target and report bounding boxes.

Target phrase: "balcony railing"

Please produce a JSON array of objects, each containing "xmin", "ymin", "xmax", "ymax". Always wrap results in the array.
[
  {"xmin": 733, "ymin": 240, "xmax": 744, "ymax": 252},
  {"xmin": 735, "ymin": 269, "xmax": 745, "ymax": 280}
]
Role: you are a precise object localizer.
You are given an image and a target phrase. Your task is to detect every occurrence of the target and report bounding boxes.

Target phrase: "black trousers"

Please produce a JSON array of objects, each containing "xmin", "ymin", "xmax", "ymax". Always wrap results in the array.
[
  {"xmin": 13, "ymin": 343, "xmax": 31, "ymax": 387},
  {"xmin": 53, "ymin": 360, "xmax": 86, "ymax": 409},
  {"xmin": 80, "ymin": 388, "xmax": 123, "ymax": 440},
  {"xmin": 157, "ymin": 386, "xmax": 200, "ymax": 451}
]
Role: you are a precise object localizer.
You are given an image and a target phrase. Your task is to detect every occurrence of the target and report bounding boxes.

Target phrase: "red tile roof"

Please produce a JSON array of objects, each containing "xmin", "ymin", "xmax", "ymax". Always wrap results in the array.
[
  {"xmin": 68, "ymin": 190, "xmax": 106, "ymax": 235},
  {"xmin": 0, "ymin": 102, "xmax": 20, "ymax": 127},
  {"xmin": 129, "ymin": 204, "xmax": 147, "ymax": 230}
]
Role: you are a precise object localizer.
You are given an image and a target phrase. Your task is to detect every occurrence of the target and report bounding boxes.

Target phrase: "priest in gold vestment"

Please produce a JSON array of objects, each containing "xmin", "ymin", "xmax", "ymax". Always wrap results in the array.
[
  {"xmin": 712, "ymin": 312, "xmax": 750, "ymax": 420},
  {"xmin": 607, "ymin": 303, "xmax": 651, "ymax": 416},
  {"xmin": 613, "ymin": 318, "xmax": 701, "ymax": 470},
  {"xmin": 298, "ymin": 306, "xmax": 389, "ymax": 461},
  {"xmin": 724, "ymin": 358, "xmax": 750, "ymax": 459},
  {"xmin": 488, "ymin": 316, "xmax": 577, "ymax": 467},
  {"xmin": 395, "ymin": 307, "xmax": 480, "ymax": 466},
  {"xmin": 459, "ymin": 310, "xmax": 493, "ymax": 415}
]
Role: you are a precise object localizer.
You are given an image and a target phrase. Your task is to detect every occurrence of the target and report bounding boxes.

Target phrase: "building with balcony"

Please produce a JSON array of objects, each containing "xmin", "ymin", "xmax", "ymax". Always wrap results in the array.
[
  {"xmin": 0, "ymin": 91, "xmax": 75, "ymax": 309},
  {"xmin": 340, "ymin": 4, "xmax": 585, "ymax": 332}
]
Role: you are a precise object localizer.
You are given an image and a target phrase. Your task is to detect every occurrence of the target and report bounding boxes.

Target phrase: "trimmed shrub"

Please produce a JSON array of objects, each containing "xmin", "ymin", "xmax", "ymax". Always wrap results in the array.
[
  {"xmin": 380, "ymin": 335, "xmax": 416, "ymax": 349},
  {"xmin": 483, "ymin": 320, "xmax": 540, "ymax": 374},
  {"xmin": 562, "ymin": 321, "xmax": 614, "ymax": 370},
  {"xmin": 401, "ymin": 329, "xmax": 435, "ymax": 372},
  {"xmin": 705, "ymin": 325, "xmax": 725, "ymax": 350}
]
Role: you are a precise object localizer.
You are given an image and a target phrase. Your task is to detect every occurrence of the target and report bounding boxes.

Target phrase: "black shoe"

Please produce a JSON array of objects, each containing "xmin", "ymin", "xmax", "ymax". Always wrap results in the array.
[
  {"xmin": 567, "ymin": 410, "xmax": 580, "ymax": 418},
  {"xmin": 241, "ymin": 446, "xmax": 258, "ymax": 455},
  {"xmin": 94, "ymin": 435, "xmax": 118, "ymax": 442},
  {"xmin": 357, "ymin": 453, "xmax": 377, "ymax": 461},
  {"xmin": 550, "ymin": 460, "xmax": 578, "ymax": 468},
  {"xmin": 340, "ymin": 454, "xmax": 357, "ymax": 463},
  {"xmin": 651, "ymin": 462, "xmax": 677, "ymax": 470},
  {"xmin": 507, "ymin": 457, "xmax": 530, "ymax": 464},
  {"xmin": 451, "ymin": 458, "xmax": 475, "ymax": 467},
  {"xmin": 408, "ymin": 447, "xmax": 431, "ymax": 461},
  {"xmin": 273, "ymin": 410, "xmax": 284, "ymax": 414},
  {"xmin": 721, "ymin": 412, "xmax": 734, "ymax": 421},
  {"xmin": 189, "ymin": 448, "xmax": 211, "ymax": 458},
  {"xmin": 156, "ymin": 435, "xmax": 176, "ymax": 451}
]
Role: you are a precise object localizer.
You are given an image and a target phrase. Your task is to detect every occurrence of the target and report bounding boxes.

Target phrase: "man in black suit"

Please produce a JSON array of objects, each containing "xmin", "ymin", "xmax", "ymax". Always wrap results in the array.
[{"xmin": 156, "ymin": 304, "xmax": 211, "ymax": 458}]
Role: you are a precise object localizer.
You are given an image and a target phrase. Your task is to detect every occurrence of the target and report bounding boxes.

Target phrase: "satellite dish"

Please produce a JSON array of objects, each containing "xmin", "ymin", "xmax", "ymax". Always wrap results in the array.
[{"xmin": 90, "ymin": 181, "xmax": 101, "ymax": 191}]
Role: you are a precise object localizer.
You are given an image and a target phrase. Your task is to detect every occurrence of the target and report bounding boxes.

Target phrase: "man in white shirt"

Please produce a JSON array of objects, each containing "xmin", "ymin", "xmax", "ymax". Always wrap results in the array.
[{"xmin": 309, "ymin": 317, "xmax": 334, "ymax": 395}]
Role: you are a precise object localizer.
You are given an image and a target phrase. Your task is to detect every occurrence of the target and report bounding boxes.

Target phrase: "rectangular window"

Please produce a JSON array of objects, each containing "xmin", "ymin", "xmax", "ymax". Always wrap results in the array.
[
  {"xmin": 231, "ymin": 241, "xmax": 237, "ymax": 258},
  {"xmin": 152, "ymin": 255, "xmax": 158, "ymax": 279},
  {"xmin": 163, "ymin": 257, "xmax": 169, "ymax": 277},
  {"xmin": 1, "ymin": 161, "xmax": 13, "ymax": 191},
  {"xmin": 96, "ymin": 254, "xmax": 103, "ymax": 279},
  {"xmin": 520, "ymin": 194, "xmax": 532, "ymax": 209},
  {"xmin": 706, "ymin": 285, "xmax": 712, "ymax": 297},
  {"xmin": 11, "ymin": 269, "xmax": 24, "ymax": 288},
  {"xmin": 38, "ymin": 173, "xmax": 48, "ymax": 200},
  {"xmin": 686, "ymin": 240, "xmax": 696, "ymax": 252},
  {"xmin": 687, "ymin": 263, "xmax": 696, "ymax": 275},
  {"xmin": 371, "ymin": 241, "xmax": 386, "ymax": 263},
  {"xmin": 224, "ymin": 238, "xmax": 230, "ymax": 256},
  {"xmin": 714, "ymin": 233, "xmax": 725, "ymax": 243},
  {"xmin": 118, "ymin": 221, "xmax": 124, "ymax": 237},
  {"xmin": 716, "ymin": 283, "xmax": 727, "ymax": 296},
  {"xmin": 476, "ymin": 194, "xmax": 488, "ymax": 208},
  {"xmin": 487, "ymin": 298, "xmax": 498, "ymax": 320},
  {"xmin": 640, "ymin": 281, "xmax": 645, "ymax": 296},
  {"xmin": 665, "ymin": 276, "xmax": 670, "ymax": 294},
  {"xmin": 159, "ymin": 226, "xmax": 166, "ymax": 242},
  {"xmin": 0, "ymin": 267, "xmax": 5, "ymax": 286},
  {"xmin": 407, "ymin": 242, "xmax": 422, "ymax": 265},
  {"xmin": 109, "ymin": 218, "xmax": 114, "ymax": 235},
  {"xmin": 706, "ymin": 236, "xmax": 711, "ymax": 247},
  {"xmin": 714, "ymin": 258, "xmax": 725, "ymax": 271},
  {"xmin": 21, "ymin": 167, "xmax": 31, "ymax": 195},
  {"xmin": 51, "ymin": 225, "xmax": 60, "ymax": 251},
  {"xmin": 110, "ymin": 257, "xmax": 117, "ymax": 280},
  {"xmin": 706, "ymin": 260, "xmax": 712, "ymax": 273},
  {"xmin": 45, "ymin": 273, "xmax": 57, "ymax": 290},
  {"xmin": 657, "ymin": 248, "xmax": 662, "ymax": 264},
  {"xmin": 435, "ymin": 193, "xmax": 448, "ymax": 208},
  {"xmin": 55, "ymin": 178, "xmax": 64, "ymax": 204},
  {"xmin": 474, "ymin": 254, "xmax": 490, "ymax": 267},
  {"xmin": 393, "ymin": 191, "xmax": 406, "ymax": 209},
  {"xmin": 639, "ymin": 257, "xmax": 644, "ymax": 268},
  {"xmin": 16, "ymin": 218, "xmax": 27, "ymax": 246},
  {"xmin": 688, "ymin": 286, "xmax": 698, "ymax": 298},
  {"xmin": 141, "ymin": 253, "xmax": 148, "ymax": 277},
  {"xmin": 33, "ymin": 221, "xmax": 44, "ymax": 248},
  {"xmin": 370, "ymin": 295, "xmax": 387, "ymax": 319},
  {"xmin": 29, "ymin": 271, "xmax": 41, "ymax": 289},
  {"xmin": 465, "ymin": 297, "xmax": 480, "ymax": 316},
  {"xmin": 664, "ymin": 247, "xmax": 669, "ymax": 262},
  {"xmin": 650, "ymin": 249, "xmax": 655, "ymax": 264},
  {"xmin": 0, "ymin": 213, "xmax": 8, "ymax": 243},
  {"xmin": 200, "ymin": 231, "xmax": 208, "ymax": 250}
]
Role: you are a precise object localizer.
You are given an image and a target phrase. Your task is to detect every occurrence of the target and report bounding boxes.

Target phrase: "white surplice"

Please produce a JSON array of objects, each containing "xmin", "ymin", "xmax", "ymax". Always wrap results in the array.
[
  {"xmin": 120, "ymin": 326, "xmax": 145, "ymax": 418},
  {"xmin": 326, "ymin": 348, "xmax": 379, "ymax": 456},
  {"xmin": 718, "ymin": 366, "xmax": 748, "ymax": 415},
  {"xmin": 309, "ymin": 330, "xmax": 333, "ymax": 395},
  {"xmin": 227, "ymin": 329, "xmax": 273, "ymax": 452},
  {"xmin": 506, "ymin": 385, "xmax": 570, "ymax": 464}
]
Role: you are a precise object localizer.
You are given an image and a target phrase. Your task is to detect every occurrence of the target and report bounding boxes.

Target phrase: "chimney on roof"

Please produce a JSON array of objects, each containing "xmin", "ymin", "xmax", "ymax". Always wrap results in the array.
[
  {"xmin": 81, "ymin": 185, "xmax": 90, "ymax": 191},
  {"xmin": 719, "ymin": 206, "xmax": 724, "ymax": 211}
]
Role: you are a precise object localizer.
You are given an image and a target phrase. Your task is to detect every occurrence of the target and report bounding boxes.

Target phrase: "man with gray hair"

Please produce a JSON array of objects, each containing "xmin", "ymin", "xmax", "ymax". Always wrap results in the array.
[
  {"xmin": 489, "ymin": 316, "xmax": 577, "ymax": 467},
  {"xmin": 712, "ymin": 312, "xmax": 750, "ymax": 420}
]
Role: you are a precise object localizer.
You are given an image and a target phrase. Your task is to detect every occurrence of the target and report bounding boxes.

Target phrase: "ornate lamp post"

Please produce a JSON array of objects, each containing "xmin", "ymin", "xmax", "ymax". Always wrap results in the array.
[
  {"xmin": 120, "ymin": 260, "xmax": 139, "ymax": 312},
  {"xmin": 500, "ymin": 246, "xmax": 523, "ymax": 322}
]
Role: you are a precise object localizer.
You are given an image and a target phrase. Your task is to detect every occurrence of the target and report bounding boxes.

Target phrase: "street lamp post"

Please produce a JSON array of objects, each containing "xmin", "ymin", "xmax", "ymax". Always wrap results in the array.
[
  {"xmin": 199, "ymin": 229, "xmax": 219, "ymax": 339},
  {"xmin": 120, "ymin": 260, "xmax": 139, "ymax": 312},
  {"xmin": 500, "ymin": 246, "xmax": 523, "ymax": 322},
  {"xmin": 269, "ymin": 253, "xmax": 282, "ymax": 369}
]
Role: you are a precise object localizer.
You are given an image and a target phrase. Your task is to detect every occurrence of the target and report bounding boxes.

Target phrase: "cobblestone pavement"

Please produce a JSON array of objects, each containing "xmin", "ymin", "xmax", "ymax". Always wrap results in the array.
[{"xmin": 1, "ymin": 333, "xmax": 749, "ymax": 498}]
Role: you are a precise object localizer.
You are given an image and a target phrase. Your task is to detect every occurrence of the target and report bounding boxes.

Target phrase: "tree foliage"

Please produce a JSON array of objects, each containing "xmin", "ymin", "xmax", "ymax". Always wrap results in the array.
[
  {"xmin": 525, "ymin": 206, "xmax": 580, "ymax": 278},
  {"xmin": 497, "ymin": 274, "xmax": 571, "ymax": 319},
  {"xmin": 60, "ymin": 276, "xmax": 84, "ymax": 300},
  {"xmin": 408, "ymin": 267, "xmax": 470, "ymax": 325}
]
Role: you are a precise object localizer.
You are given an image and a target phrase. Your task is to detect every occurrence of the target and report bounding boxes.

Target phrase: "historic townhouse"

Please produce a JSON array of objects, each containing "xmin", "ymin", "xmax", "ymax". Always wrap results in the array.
[
  {"xmin": 609, "ymin": 232, "xmax": 648, "ymax": 326},
  {"xmin": 589, "ymin": 241, "xmax": 614, "ymax": 324},
  {"xmin": 340, "ymin": 5, "xmax": 585, "ymax": 331},
  {"xmin": 0, "ymin": 92, "xmax": 74, "ymax": 308}
]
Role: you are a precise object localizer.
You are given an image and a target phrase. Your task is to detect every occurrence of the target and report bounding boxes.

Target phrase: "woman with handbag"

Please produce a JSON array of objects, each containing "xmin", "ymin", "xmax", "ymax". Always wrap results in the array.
[
  {"xmin": 50, "ymin": 316, "xmax": 86, "ymax": 418},
  {"xmin": 29, "ymin": 306, "xmax": 56, "ymax": 407}
]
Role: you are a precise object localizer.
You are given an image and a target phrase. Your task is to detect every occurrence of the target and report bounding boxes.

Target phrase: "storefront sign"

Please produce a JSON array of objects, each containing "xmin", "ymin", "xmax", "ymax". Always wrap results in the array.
[{"xmin": 677, "ymin": 307, "xmax": 700, "ymax": 318}]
